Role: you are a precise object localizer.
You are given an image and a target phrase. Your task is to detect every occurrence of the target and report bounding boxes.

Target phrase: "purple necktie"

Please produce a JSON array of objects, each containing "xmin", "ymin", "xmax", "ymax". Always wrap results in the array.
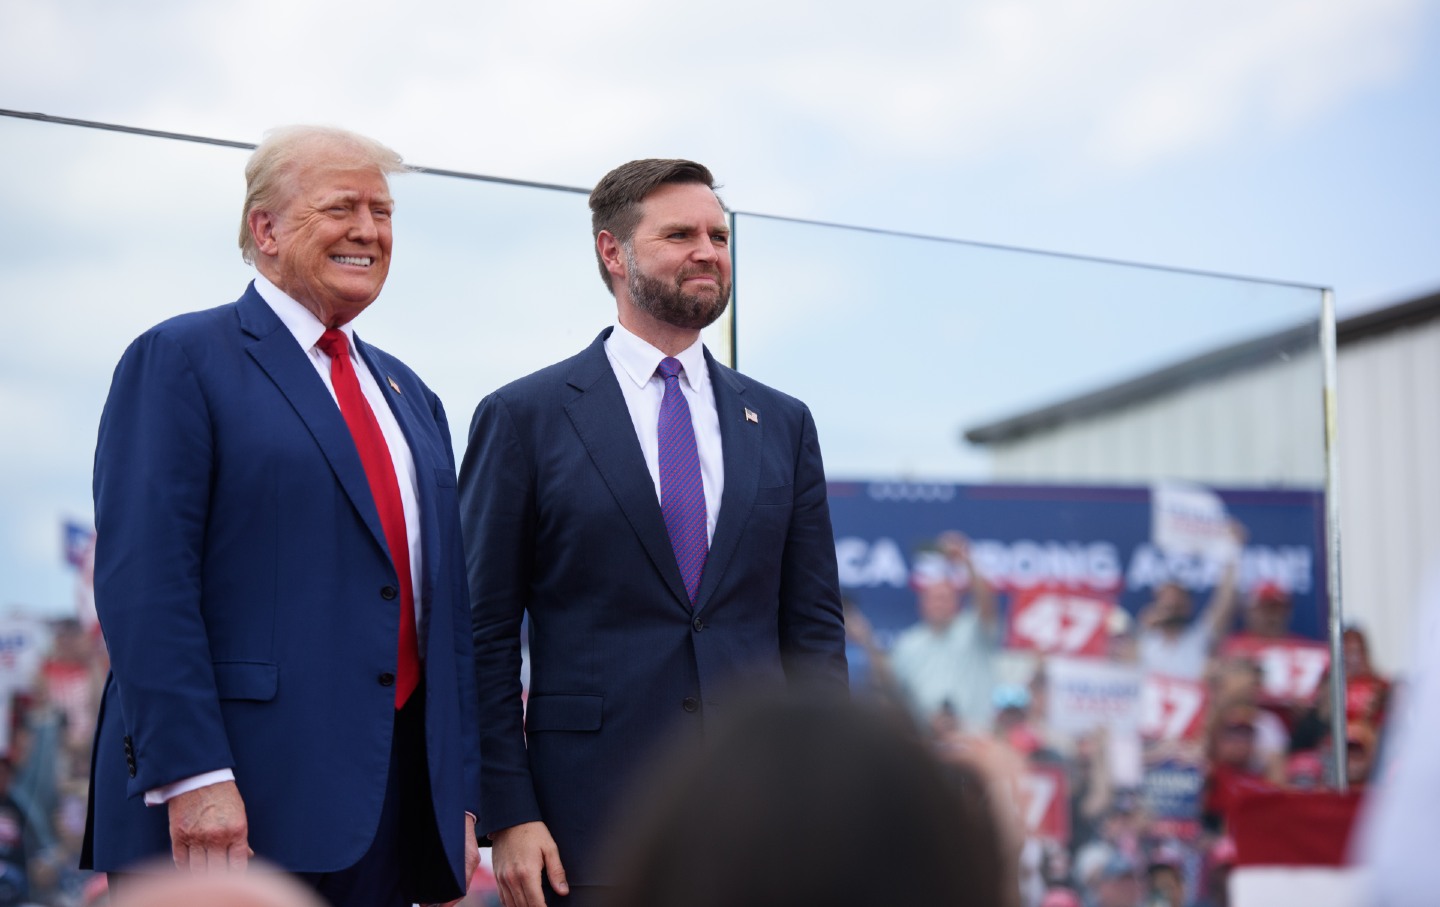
[{"xmin": 657, "ymin": 357, "xmax": 708, "ymax": 604}]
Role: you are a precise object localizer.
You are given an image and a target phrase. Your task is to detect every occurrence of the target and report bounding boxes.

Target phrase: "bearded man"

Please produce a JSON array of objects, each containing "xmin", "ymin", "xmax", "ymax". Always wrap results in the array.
[{"xmin": 459, "ymin": 159, "xmax": 848, "ymax": 907}]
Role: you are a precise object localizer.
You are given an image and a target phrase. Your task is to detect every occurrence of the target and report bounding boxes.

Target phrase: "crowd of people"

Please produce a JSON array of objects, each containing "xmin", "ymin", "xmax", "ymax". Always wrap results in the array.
[
  {"xmin": 0, "ymin": 617, "xmax": 108, "ymax": 907},
  {"xmin": 845, "ymin": 527, "xmax": 1390, "ymax": 907}
]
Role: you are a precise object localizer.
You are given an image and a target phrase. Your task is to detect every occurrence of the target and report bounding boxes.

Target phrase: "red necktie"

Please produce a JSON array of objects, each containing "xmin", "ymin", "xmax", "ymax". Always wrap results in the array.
[{"xmin": 317, "ymin": 329, "xmax": 419, "ymax": 707}]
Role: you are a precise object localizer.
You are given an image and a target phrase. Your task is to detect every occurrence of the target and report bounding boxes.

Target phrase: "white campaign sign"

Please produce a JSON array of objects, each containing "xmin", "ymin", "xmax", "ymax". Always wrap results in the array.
[
  {"xmin": 1152, "ymin": 480, "xmax": 1238, "ymax": 561},
  {"xmin": 1046, "ymin": 656, "xmax": 1143, "ymax": 735}
]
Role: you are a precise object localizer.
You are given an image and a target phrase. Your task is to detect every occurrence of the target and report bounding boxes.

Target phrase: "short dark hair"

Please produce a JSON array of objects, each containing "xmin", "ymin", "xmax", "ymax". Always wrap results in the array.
[
  {"xmin": 588, "ymin": 159, "xmax": 720, "ymax": 291},
  {"xmin": 604, "ymin": 696, "xmax": 1015, "ymax": 907}
]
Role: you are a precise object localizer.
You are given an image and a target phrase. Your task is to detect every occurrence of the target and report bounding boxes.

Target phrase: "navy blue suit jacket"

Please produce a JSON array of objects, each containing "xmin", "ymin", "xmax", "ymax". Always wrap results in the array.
[
  {"xmin": 459, "ymin": 328, "xmax": 847, "ymax": 885},
  {"xmin": 82, "ymin": 285, "xmax": 480, "ymax": 892}
]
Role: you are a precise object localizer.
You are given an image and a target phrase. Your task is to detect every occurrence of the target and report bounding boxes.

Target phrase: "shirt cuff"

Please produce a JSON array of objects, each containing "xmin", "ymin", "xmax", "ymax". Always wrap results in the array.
[{"xmin": 144, "ymin": 769, "xmax": 236, "ymax": 806}]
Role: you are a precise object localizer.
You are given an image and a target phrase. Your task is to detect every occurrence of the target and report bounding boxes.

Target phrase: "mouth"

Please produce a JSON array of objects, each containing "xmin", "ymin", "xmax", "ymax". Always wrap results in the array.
[
  {"xmin": 680, "ymin": 270, "xmax": 721, "ymax": 287},
  {"xmin": 331, "ymin": 255, "xmax": 374, "ymax": 267}
]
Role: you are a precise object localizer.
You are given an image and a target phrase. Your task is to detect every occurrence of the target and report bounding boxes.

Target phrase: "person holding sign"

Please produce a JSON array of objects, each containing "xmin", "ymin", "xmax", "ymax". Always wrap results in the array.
[
  {"xmin": 1136, "ymin": 522, "xmax": 1245, "ymax": 682},
  {"xmin": 889, "ymin": 531, "xmax": 1002, "ymax": 734}
]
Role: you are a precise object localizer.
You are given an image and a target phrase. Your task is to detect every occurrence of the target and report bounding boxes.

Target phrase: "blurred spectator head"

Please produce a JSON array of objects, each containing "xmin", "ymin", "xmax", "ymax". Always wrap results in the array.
[
  {"xmin": 928, "ymin": 700, "xmax": 964, "ymax": 741},
  {"xmin": 911, "ymin": 550, "xmax": 965, "ymax": 628},
  {"xmin": 606, "ymin": 695, "xmax": 1016, "ymax": 907},
  {"xmin": 1343, "ymin": 625, "xmax": 1375, "ymax": 677},
  {"xmin": 1285, "ymin": 748, "xmax": 1326, "ymax": 788},
  {"xmin": 1244, "ymin": 581, "xmax": 1292, "ymax": 637},
  {"xmin": 1146, "ymin": 843, "xmax": 1187, "ymax": 907},
  {"xmin": 1040, "ymin": 887, "xmax": 1083, "ymax": 907},
  {"xmin": 50, "ymin": 617, "xmax": 91, "ymax": 662},
  {"xmin": 993, "ymin": 685, "xmax": 1039, "ymax": 753},
  {"xmin": 1093, "ymin": 851, "xmax": 1144, "ymax": 907},
  {"xmin": 1213, "ymin": 656, "xmax": 1264, "ymax": 702},
  {"xmin": 110, "ymin": 866, "xmax": 326, "ymax": 907},
  {"xmin": 1040, "ymin": 839, "xmax": 1072, "ymax": 888},
  {"xmin": 1150, "ymin": 582, "xmax": 1193, "ymax": 630},
  {"xmin": 1208, "ymin": 701, "xmax": 1259, "ymax": 770},
  {"xmin": 1075, "ymin": 842, "xmax": 1113, "ymax": 891}
]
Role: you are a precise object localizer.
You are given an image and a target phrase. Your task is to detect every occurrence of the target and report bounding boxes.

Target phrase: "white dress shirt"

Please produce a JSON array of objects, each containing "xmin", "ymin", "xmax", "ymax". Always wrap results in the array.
[
  {"xmin": 604, "ymin": 322, "xmax": 724, "ymax": 543},
  {"xmin": 145, "ymin": 275, "xmax": 424, "ymax": 806}
]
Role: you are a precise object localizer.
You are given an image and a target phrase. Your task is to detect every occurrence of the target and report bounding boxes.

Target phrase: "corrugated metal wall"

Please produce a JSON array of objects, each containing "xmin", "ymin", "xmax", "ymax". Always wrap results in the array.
[
  {"xmin": 983, "ymin": 351, "xmax": 1324, "ymax": 487},
  {"xmin": 1336, "ymin": 319, "xmax": 1440, "ymax": 674},
  {"xmin": 977, "ymin": 318, "xmax": 1440, "ymax": 673}
]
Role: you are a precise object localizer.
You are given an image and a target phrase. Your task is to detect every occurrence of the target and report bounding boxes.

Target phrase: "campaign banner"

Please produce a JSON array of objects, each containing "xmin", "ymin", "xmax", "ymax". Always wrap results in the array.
[
  {"xmin": 1021, "ymin": 762, "xmax": 1071, "ymax": 843},
  {"xmin": 1141, "ymin": 674, "xmax": 1208, "ymax": 741},
  {"xmin": 828, "ymin": 481, "xmax": 1326, "ymax": 645},
  {"xmin": 1220, "ymin": 635, "xmax": 1330, "ymax": 706},
  {"xmin": 1046, "ymin": 656, "xmax": 1142, "ymax": 735},
  {"xmin": 1143, "ymin": 758, "xmax": 1205, "ymax": 839},
  {"xmin": 1007, "ymin": 586, "xmax": 1113, "ymax": 657}
]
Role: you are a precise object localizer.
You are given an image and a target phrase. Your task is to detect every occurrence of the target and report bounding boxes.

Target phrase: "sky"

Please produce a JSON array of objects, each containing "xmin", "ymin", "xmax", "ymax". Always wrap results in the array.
[{"xmin": 1, "ymin": 0, "xmax": 1438, "ymax": 616}]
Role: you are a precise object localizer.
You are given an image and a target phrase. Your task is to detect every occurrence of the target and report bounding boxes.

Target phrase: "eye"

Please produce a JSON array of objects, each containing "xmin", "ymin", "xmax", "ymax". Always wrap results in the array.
[{"xmin": 712, "ymin": 233, "xmax": 730, "ymax": 246}]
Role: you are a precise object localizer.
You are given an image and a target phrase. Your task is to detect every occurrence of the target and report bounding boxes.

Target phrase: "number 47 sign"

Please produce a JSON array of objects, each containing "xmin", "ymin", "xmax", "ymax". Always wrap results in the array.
[
  {"xmin": 1141, "ymin": 674, "xmax": 1208, "ymax": 741},
  {"xmin": 1008, "ymin": 587, "xmax": 1115, "ymax": 657}
]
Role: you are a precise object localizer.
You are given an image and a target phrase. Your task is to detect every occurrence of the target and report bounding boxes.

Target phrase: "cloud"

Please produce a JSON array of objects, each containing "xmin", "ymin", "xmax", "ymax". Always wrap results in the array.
[{"xmin": 3, "ymin": 0, "xmax": 1424, "ymax": 188}]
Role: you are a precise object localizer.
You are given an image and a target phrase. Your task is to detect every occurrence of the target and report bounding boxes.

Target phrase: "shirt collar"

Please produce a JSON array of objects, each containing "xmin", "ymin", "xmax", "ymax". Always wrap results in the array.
[
  {"xmin": 608, "ymin": 322, "xmax": 709, "ymax": 393},
  {"xmin": 252, "ymin": 272, "xmax": 356, "ymax": 354}
]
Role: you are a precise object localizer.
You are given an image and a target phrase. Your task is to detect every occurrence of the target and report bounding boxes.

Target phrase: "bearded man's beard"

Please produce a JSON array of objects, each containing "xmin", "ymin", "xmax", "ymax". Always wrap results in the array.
[{"xmin": 625, "ymin": 246, "xmax": 731, "ymax": 331}]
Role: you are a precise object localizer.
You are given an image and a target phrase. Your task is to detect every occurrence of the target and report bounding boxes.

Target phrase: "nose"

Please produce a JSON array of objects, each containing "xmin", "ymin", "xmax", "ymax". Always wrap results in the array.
[
  {"xmin": 692, "ymin": 234, "xmax": 722, "ymax": 263},
  {"xmin": 349, "ymin": 208, "xmax": 380, "ymax": 243}
]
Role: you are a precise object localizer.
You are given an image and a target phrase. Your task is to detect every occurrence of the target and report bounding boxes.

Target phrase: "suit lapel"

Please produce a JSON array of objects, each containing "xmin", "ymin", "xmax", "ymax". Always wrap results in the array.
[
  {"xmin": 693, "ymin": 350, "xmax": 760, "ymax": 614},
  {"xmin": 564, "ymin": 330, "xmax": 692, "ymax": 609},
  {"xmin": 236, "ymin": 287, "xmax": 390, "ymax": 559}
]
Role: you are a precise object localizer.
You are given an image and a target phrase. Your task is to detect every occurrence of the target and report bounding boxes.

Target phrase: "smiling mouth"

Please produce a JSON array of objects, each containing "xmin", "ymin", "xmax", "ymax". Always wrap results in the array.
[{"xmin": 331, "ymin": 255, "xmax": 373, "ymax": 267}]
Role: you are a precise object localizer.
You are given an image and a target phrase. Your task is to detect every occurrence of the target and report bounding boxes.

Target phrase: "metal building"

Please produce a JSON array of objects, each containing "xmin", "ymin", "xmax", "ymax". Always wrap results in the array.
[{"xmin": 963, "ymin": 289, "xmax": 1440, "ymax": 673}]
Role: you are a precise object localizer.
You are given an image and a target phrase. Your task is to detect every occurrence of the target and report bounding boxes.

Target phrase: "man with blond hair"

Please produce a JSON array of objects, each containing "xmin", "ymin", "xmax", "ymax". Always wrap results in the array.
[{"xmin": 82, "ymin": 126, "xmax": 479, "ymax": 907}]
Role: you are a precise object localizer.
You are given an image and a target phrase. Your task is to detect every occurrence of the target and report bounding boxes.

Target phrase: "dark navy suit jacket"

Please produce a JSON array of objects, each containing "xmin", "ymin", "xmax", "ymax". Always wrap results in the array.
[
  {"xmin": 459, "ymin": 328, "xmax": 848, "ymax": 886},
  {"xmin": 82, "ymin": 285, "xmax": 480, "ymax": 895}
]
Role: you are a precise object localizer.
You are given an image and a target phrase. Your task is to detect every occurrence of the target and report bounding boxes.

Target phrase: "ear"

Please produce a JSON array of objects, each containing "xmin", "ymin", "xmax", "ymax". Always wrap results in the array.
[
  {"xmin": 248, "ymin": 209, "xmax": 280, "ymax": 258},
  {"xmin": 597, "ymin": 230, "xmax": 627, "ymax": 284}
]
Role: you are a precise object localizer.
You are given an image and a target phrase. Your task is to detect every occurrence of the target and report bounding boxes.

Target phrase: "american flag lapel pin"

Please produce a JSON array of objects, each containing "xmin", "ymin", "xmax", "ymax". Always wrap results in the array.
[
  {"xmin": 387, "ymin": 376, "xmax": 402, "ymax": 395},
  {"xmin": 744, "ymin": 408, "xmax": 759, "ymax": 424}
]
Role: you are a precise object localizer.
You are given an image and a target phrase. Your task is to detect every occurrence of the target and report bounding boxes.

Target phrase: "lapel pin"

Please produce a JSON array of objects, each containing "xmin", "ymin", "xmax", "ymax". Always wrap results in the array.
[
  {"xmin": 387, "ymin": 376, "xmax": 402, "ymax": 395},
  {"xmin": 744, "ymin": 408, "xmax": 759, "ymax": 424}
]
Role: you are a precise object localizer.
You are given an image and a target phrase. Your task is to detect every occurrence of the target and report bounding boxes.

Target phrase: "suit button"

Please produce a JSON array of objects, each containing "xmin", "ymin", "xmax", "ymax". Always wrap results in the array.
[
  {"xmin": 381, "ymin": 586, "xmax": 398, "ymax": 600},
  {"xmin": 378, "ymin": 672, "xmax": 395, "ymax": 686},
  {"xmin": 692, "ymin": 616, "xmax": 704, "ymax": 632},
  {"xmin": 682, "ymin": 697, "xmax": 699, "ymax": 713}
]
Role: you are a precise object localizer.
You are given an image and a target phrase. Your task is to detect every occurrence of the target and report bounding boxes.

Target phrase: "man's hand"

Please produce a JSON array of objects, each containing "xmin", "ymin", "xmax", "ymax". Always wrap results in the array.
[
  {"xmin": 167, "ymin": 780, "xmax": 252, "ymax": 872},
  {"xmin": 492, "ymin": 820, "xmax": 568, "ymax": 907}
]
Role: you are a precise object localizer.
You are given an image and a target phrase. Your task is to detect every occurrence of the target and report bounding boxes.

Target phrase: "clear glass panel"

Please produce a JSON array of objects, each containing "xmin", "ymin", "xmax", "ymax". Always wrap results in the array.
[
  {"xmin": 733, "ymin": 213, "xmax": 1335, "ymax": 798},
  {"xmin": 732, "ymin": 213, "xmax": 1324, "ymax": 484}
]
